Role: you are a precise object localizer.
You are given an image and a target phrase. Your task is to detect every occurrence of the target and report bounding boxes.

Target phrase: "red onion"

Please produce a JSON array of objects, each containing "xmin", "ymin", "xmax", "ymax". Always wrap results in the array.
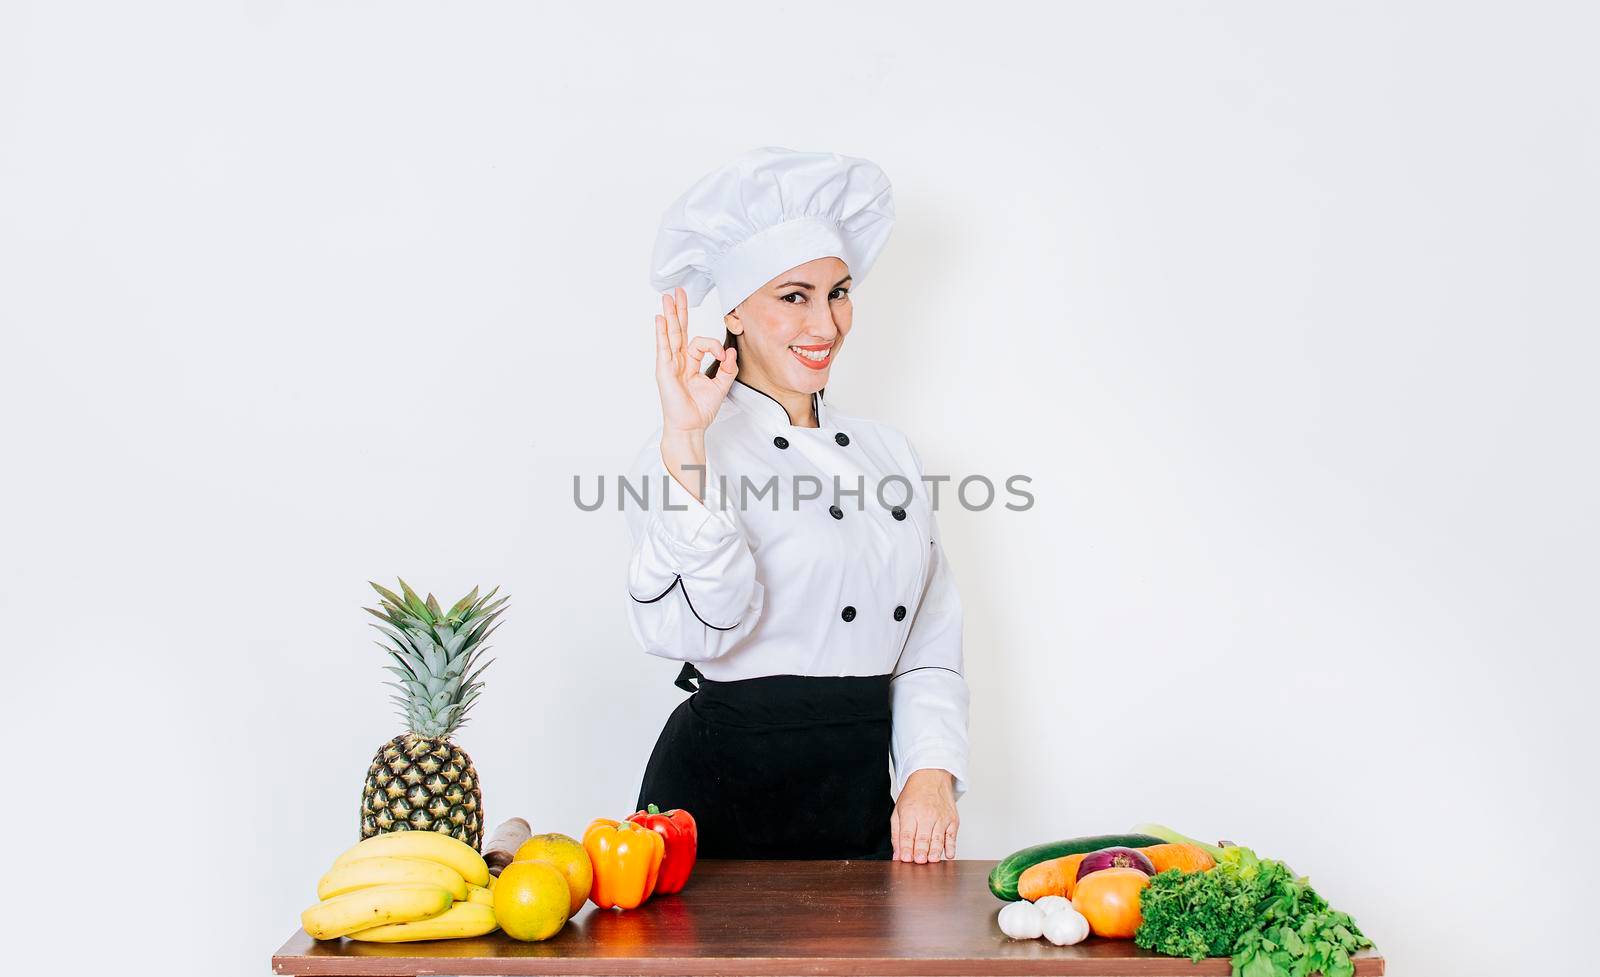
[{"xmin": 1075, "ymin": 846, "xmax": 1156, "ymax": 881}]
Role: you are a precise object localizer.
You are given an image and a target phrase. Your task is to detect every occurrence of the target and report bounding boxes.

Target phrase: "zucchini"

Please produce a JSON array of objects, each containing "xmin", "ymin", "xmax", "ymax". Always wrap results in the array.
[{"xmin": 988, "ymin": 833, "xmax": 1165, "ymax": 901}]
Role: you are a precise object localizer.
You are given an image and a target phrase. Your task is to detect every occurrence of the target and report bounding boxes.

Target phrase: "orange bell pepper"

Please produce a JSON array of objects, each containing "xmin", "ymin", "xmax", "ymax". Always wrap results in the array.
[{"xmin": 583, "ymin": 817, "xmax": 664, "ymax": 910}]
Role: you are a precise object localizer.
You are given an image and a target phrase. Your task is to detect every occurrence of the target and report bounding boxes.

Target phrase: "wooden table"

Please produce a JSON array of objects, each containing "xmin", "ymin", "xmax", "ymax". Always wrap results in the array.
[{"xmin": 272, "ymin": 859, "xmax": 1385, "ymax": 976}]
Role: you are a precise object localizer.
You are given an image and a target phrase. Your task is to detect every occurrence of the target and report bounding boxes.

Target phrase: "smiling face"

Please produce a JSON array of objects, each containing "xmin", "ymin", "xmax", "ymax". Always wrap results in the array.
[{"xmin": 724, "ymin": 255, "xmax": 852, "ymax": 398}]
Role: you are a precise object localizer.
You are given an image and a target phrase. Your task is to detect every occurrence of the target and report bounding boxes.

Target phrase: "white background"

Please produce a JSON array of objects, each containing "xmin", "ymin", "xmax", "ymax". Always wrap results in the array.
[{"xmin": 4, "ymin": 2, "xmax": 1594, "ymax": 975}]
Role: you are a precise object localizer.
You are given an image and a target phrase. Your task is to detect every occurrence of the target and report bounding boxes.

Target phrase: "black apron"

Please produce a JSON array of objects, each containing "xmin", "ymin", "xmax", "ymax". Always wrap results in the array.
[{"xmin": 635, "ymin": 661, "xmax": 896, "ymax": 859}]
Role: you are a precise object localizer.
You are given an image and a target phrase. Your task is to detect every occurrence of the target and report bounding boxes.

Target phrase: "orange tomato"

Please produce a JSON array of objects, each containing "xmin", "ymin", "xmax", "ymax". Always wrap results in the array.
[{"xmin": 1071, "ymin": 867, "xmax": 1149, "ymax": 939}]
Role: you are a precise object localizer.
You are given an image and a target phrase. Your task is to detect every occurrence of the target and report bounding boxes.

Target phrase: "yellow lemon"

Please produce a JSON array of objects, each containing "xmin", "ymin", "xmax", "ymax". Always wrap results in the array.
[
  {"xmin": 512, "ymin": 833, "xmax": 593, "ymax": 917},
  {"xmin": 494, "ymin": 859, "xmax": 570, "ymax": 941}
]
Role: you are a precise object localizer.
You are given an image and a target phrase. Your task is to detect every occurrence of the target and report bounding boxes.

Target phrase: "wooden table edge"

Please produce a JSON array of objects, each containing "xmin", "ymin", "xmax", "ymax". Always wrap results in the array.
[{"xmin": 271, "ymin": 930, "xmax": 1385, "ymax": 976}]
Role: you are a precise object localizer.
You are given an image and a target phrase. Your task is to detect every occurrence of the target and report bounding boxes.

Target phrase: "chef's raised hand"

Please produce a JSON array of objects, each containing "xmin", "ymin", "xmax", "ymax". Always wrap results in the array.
[
  {"xmin": 655, "ymin": 286, "xmax": 737, "ymax": 435},
  {"xmin": 654, "ymin": 287, "xmax": 736, "ymax": 502},
  {"xmin": 890, "ymin": 769, "xmax": 959, "ymax": 863}
]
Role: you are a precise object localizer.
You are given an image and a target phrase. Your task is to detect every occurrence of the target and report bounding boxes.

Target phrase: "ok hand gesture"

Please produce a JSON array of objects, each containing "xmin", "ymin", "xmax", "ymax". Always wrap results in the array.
[{"xmin": 655, "ymin": 286, "xmax": 737, "ymax": 435}]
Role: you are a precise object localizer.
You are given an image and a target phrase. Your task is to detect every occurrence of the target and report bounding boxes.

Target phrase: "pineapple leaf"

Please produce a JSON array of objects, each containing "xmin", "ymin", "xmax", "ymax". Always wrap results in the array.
[
  {"xmin": 369, "ymin": 622, "xmax": 419, "ymax": 652},
  {"xmin": 383, "ymin": 649, "xmax": 421, "ymax": 676},
  {"xmin": 384, "ymin": 647, "xmax": 429, "ymax": 680},
  {"xmin": 411, "ymin": 630, "xmax": 444, "ymax": 675},
  {"xmin": 473, "ymin": 595, "xmax": 511, "ymax": 620},
  {"xmin": 373, "ymin": 640, "xmax": 411, "ymax": 666},
  {"xmin": 376, "ymin": 641, "xmax": 426, "ymax": 675},
  {"xmin": 469, "ymin": 605, "xmax": 505, "ymax": 628},
  {"xmin": 370, "ymin": 581, "xmax": 406, "ymax": 610},
  {"xmin": 447, "ymin": 587, "xmax": 480, "ymax": 620},
  {"xmin": 372, "ymin": 640, "xmax": 414, "ymax": 668},
  {"xmin": 467, "ymin": 601, "xmax": 502, "ymax": 623},
  {"xmin": 398, "ymin": 579, "xmax": 433, "ymax": 622},
  {"xmin": 388, "ymin": 677, "xmax": 429, "ymax": 697},
  {"xmin": 425, "ymin": 592, "xmax": 442, "ymax": 618},
  {"xmin": 463, "ymin": 657, "xmax": 495, "ymax": 691},
  {"xmin": 460, "ymin": 617, "xmax": 502, "ymax": 650},
  {"xmin": 437, "ymin": 625, "xmax": 468, "ymax": 658},
  {"xmin": 476, "ymin": 620, "xmax": 505, "ymax": 647},
  {"xmin": 451, "ymin": 657, "xmax": 480, "ymax": 686}
]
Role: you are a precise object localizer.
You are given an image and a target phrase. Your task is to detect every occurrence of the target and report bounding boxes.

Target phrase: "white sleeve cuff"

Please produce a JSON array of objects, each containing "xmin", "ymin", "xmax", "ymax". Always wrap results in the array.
[
  {"xmin": 652, "ymin": 453, "xmax": 738, "ymax": 551},
  {"xmin": 892, "ymin": 749, "xmax": 970, "ymax": 803}
]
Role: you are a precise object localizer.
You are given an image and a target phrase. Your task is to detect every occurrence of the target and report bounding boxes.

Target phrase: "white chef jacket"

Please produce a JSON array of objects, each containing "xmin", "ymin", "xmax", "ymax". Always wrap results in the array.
[{"xmin": 623, "ymin": 378, "xmax": 970, "ymax": 802}]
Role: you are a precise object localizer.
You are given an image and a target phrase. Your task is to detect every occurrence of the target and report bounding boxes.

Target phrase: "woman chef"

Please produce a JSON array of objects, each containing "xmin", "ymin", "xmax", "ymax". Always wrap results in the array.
[{"xmin": 624, "ymin": 147, "xmax": 970, "ymax": 863}]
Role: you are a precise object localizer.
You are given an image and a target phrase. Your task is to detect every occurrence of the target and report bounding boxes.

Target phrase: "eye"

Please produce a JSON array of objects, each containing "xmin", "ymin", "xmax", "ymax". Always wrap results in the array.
[
  {"xmin": 780, "ymin": 292, "xmax": 806, "ymax": 304},
  {"xmin": 830, "ymin": 287, "xmax": 850, "ymax": 300}
]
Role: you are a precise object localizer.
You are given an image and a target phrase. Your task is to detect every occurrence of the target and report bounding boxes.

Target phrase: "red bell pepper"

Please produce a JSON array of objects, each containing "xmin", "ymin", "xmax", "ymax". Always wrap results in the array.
[{"xmin": 627, "ymin": 803, "xmax": 697, "ymax": 894}]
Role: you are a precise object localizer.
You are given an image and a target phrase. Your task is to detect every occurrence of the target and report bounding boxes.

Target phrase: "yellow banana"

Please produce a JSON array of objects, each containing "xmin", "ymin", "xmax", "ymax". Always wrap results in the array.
[
  {"xmin": 465, "ymin": 883, "xmax": 494, "ymax": 907},
  {"xmin": 318, "ymin": 856, "xmax": 468, "ymax": 901},
  {"xmin": 333, "ymin": 831, "xmax": 489, "ymax": 886},
  {"xmin": 347, "ymin": 901, "xmax": 498, "ymax": 942},
  {"xmin": 300, "ymin": 883, "xmax": 453, "ymax": 941}
]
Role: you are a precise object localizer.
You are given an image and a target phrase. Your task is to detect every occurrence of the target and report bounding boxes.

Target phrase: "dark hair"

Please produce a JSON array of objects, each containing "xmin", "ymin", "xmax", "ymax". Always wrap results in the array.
[{"xmin": 704, "ymin": 328, "xmax": 738, "ymax": 379}]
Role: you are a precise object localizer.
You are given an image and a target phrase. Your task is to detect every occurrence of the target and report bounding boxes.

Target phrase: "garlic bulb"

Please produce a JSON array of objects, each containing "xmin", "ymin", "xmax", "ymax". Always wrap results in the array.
[
  {"xmin": 996, "ymin": 900, "xmax": 1046, "ymax": 940},
  {"xmin": 1032, "ymin": 895, "xmax": 1071, "ymax": 916},
  {"xmin": 1042, "ymin": 907, "xmax": 1091, "ymax": 946}
]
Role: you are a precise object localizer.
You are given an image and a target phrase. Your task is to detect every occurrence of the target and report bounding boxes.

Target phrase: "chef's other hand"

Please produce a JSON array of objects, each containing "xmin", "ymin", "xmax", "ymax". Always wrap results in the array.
[
  {"xmin": 655, "ymin": 286, "xmax": 737, "ymax": 435},
  {"xmin": 890, "ymin": 769, "xmax": 958, "ymax": 863}
]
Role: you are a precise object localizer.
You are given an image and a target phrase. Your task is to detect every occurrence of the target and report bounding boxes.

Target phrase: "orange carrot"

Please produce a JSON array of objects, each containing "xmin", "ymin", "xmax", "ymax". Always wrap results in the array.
[
  {"xmin": 1140, "ymin": 843, "xmax": 1216, "ymax": 874},
  {"xmin": 1018, "ymin": 852, "xmax": 1088, "ymax": 901}
]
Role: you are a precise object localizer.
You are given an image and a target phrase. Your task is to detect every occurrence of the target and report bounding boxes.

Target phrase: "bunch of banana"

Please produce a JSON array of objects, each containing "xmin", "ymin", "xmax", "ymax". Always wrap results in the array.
[{"xmin": 301, "ymin": 831, "xmax": 500, "ymax": 942}]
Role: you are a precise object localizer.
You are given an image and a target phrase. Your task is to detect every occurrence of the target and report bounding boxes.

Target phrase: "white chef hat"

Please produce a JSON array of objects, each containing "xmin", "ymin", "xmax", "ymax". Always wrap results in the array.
[{"xmin": 650, "ymin": 146, "xmax": 896, "ymax": 317}]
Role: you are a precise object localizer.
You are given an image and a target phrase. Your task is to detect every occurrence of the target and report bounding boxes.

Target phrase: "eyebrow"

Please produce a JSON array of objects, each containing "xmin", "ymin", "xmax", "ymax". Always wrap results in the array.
[{"xmin": 775, "ymin": 274, "xmax": 853, "ymax": 290}]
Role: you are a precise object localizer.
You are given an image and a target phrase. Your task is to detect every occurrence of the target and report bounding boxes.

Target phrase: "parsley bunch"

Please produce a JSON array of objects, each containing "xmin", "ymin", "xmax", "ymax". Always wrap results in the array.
[
  {"xmin": 1134, "ymin": 846, "xmax": 1373, "ymax": 977},
  {"xmin": 1134, "ymin": 867, "xmax": 1259, "ymax": 961}
]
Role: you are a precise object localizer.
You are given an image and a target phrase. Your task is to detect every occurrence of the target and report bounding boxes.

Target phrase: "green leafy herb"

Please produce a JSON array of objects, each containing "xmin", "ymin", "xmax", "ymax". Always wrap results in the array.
[
  {"xmin": 1134, "ymin": 845, "xmax": 1372, "ymax": 977},
  {"xmin": 1135, "ymin": 867, "xmax": 1260, "ymax": 961}
]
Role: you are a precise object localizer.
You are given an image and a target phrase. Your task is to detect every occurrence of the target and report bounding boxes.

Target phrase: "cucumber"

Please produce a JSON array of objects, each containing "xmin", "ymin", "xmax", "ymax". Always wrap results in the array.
[{"xmin": 987, "ymin": 833, "xmax": 1165, "ymax": 901}]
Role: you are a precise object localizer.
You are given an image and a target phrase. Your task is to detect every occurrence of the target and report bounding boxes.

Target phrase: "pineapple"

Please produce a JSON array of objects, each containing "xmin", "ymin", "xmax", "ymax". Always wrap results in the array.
[{"xmin": 360, "ymin": 579, "xmax": 506, "ymax": 849}]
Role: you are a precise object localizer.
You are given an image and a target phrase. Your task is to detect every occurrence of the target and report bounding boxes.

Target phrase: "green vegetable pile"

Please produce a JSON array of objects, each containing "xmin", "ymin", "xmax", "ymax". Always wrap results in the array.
[{"xmin": 1134, "ymin": 844, "xmax": 1372, "ymax": 977}]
